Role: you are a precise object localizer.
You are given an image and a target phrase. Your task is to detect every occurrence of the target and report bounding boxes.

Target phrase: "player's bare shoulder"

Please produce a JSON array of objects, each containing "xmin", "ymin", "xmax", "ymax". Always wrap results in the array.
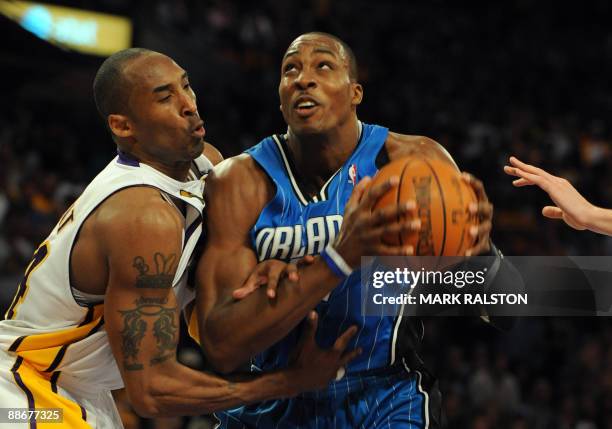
[
  {"xmin": 202, "ymin": 140, "xmax": 224, "ymax": 166},
  {"xmin": 205, "ymin": 153, "xmax": 274, "ymax": 214},
  {"xmin": 385, "ymin": 131, "xmax": 457, "ymax": 168},
  {"xmin": 71, "ymin": 186, "xmax": 183, "ymax": 295},
  {"xmin": 93, "ymin": 187, "xmax": 183, "ymax": 246}
]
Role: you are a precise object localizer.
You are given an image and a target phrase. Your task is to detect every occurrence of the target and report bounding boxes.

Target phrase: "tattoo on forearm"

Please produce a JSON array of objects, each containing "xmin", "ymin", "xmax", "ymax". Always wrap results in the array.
[
  {"xmin": 151, "ymin": 307, "xmax": 178, "ymax": 366},
  {"xmin": 133, "ymin": 252, "xmax": 177, "ymax": 289},
  {"xmin": 119, "ymin": 309, "xmax": 147, "ymax": 371},
  {"xmin": 118, "ymin": 296, "xmax": 177, "ymax": 371}
]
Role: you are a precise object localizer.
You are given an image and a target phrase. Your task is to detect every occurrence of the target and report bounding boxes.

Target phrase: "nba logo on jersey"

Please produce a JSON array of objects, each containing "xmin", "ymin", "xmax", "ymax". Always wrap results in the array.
[{"xmin": 348, "ymin": 163, "xmax": 358, "ymax": 186}]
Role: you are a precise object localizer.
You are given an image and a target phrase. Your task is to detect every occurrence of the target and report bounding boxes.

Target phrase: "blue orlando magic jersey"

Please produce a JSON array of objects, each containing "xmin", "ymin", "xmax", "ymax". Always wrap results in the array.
[{"xmin": 247, "ymin": 122, "xmax": 412, "ymax": 374}]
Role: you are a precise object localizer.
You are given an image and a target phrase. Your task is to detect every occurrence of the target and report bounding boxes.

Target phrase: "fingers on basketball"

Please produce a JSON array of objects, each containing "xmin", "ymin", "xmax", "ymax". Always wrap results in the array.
[
  {"xmin": 346, "ymin": 176, "xmax": 372, "ymax": 209},
  {"xmin": 363, "ymin": 176, "xmax": 400, "ymax": 209}
]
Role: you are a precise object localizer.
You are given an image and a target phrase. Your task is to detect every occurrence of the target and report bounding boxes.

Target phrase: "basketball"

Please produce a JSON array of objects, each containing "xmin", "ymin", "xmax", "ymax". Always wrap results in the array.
[{"xmin": 371, "ymin": 157, "xmax": 479, "ymax": 256}]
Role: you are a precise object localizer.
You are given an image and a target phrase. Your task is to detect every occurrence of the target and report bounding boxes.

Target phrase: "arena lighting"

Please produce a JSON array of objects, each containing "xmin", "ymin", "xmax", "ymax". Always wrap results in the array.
[{"xmin": 0, "ymin": 0, "xmax": 132, "ymax": 56}]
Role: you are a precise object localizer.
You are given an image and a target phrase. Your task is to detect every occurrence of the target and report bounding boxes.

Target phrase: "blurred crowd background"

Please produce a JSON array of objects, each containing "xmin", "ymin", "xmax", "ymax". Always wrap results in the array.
[{"xmin": 1, "ymin": 0, "xmax": 611, "ymax": 428}]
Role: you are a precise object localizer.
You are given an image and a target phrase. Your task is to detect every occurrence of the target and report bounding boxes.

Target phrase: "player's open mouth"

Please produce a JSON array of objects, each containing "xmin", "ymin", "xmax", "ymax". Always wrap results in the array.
[
  {"xmin": 191, "ymin": 123, "xmax": 206, "ymax": 137},
  {"xmin": 293, "ymin": 97, "xmax": 320, "ymax": 116}
]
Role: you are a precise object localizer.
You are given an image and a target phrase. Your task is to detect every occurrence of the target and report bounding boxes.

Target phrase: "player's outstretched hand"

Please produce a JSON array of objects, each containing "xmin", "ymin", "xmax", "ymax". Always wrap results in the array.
[
  {"xmin": 288, "ymin": 311, "xmax": 361, "ymax": 392},
  {"xmin": 504, "ymin": 156, "xmax": 593, "ymax": 230},
  {"xmin": 233, "ymin": 256, "xmax": 316, "ymax": 300},
  {"xmin": 333, "ymin": 176, "xmax": 420, "ymax": 268},
  {"xmin": 461, "ymin": 172, "xmax": 493, "ymax": 256}
]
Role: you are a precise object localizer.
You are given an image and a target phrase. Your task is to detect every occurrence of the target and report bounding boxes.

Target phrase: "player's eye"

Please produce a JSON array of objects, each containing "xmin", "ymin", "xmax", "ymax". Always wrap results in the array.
[
  {"xmin": 318, "ymin": 62, "xmax": 332, "ymax": 70},
  {"xmin": 159, "ymin": 94, "xmax": 171, "ymax": 102},
  {"xmin": 283, "ymin": 63, "xmax": 296, "ymax": 73},
  {"xmin": 183, "ymin": 83, "xmax": 191, "ymax": 90}
]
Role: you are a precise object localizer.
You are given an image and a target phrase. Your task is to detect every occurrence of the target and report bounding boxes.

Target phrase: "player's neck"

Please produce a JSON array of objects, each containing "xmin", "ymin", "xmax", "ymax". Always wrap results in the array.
[
  {"xmin": 143, "ymin": 159, "xmax": 192, "ymax": 182},
  {"xmin": 286, "ymin": 119, "xmax": 360, "ymax": 186},
  {"xmin": 124, "ymin": 150, "xmax": 191, "ymax": 181},
  {"xmin": 118, "ymin": 143, "xmax": 193, "ymax": 182}
]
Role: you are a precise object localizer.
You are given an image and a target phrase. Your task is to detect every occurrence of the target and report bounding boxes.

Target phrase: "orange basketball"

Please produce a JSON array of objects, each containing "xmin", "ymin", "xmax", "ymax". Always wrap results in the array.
[{"xmin": 371, "ymin": 157, "xmax": 479, "ymax": 256}]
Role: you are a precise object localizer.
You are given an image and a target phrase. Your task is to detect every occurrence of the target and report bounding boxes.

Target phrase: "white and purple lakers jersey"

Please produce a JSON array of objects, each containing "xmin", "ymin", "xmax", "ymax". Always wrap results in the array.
[
  {"xmin": 248, "ymin": 122, "xmax": 418, "ymax": 374},
  {"xmin": 0, "ymin": 152, "xmax": 212, "ymax": 394}
]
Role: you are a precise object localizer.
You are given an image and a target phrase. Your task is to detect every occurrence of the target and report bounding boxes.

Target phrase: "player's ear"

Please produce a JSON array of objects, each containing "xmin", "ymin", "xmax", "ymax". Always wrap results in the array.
[
  {"xmin": 351, "ymin": 83, "xmax": 363, "ymax": 107},
  {"xmin": 108, "ymin": 114, "xmax": 133, "ymax": 139}
]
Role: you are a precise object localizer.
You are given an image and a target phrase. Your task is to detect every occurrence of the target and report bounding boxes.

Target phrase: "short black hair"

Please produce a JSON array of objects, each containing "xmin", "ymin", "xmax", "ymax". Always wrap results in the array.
[
  {"xmin": 93, "ymin": 47, "xmax": 155, "ymax": 120},
  {"xmin": 300, "ymin": 32, "xmax": 358, "ymax": 81}
]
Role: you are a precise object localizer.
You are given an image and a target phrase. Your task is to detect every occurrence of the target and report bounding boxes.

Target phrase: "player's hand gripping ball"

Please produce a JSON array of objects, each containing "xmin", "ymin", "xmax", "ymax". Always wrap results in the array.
[{"xmin": 370, "ymin": 157, "xmax": 479, "ymax": 257}]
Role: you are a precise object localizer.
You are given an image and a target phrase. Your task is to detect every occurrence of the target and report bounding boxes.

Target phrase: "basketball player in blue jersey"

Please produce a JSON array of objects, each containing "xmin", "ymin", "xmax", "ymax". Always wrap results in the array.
[
  {"xmin": 0, "ymin": 48, "xmax": 372, "ymax": 428},
  {"xmin": 195, "ymin": 33, "xmax": 521, "ymax": 428}
]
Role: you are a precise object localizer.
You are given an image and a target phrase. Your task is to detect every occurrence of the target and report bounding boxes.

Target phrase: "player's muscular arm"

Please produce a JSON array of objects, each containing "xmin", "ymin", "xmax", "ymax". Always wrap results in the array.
[
  {"xmin": 99, "ymin": 188, "xmax": 323, "ymax": 417},
  {"xmin": 196, "ymin": 156, "xmax": 340, "ymax": 372},
  {"xmin": 196, "ymin": 156, "xmax": 411, "ymax": 373},
  {"xmin": 385, "ymin": 133, "xmax": 459, "ymax": 168}
]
